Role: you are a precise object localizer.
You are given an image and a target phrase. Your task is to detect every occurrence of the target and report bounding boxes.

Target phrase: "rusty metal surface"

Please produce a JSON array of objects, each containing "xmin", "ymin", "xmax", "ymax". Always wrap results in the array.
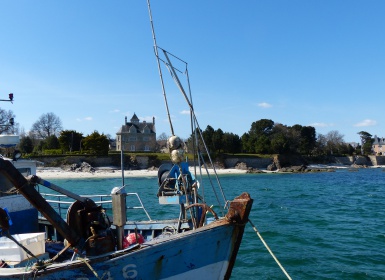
[
  {"xmin": 225, "ymin": 192, "xmax": 253, "ymax": 224},
  {"xmin": 224, "ymin": 192, "xmax": 253, "ymax": 280},
  {"xmin": 66, "ymin": 199, "xmax": 116, "ymax": 256}
]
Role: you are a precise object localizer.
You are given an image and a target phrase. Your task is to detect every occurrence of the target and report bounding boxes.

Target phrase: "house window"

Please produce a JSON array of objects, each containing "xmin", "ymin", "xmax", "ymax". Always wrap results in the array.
[
  {"xmin": 143, "ymin": 136, "xmax": 149, "ymax": 141},
  {"xmin": 129, "ymin": 137, "xmax": 137, "ymax": 141},
  {"xmin": 130, "ymin": 145, "xmax": 136, "ymax": 151},
  {"xmin": 144, "ymin": 145, "xmax": 150, "ymax": 151}
]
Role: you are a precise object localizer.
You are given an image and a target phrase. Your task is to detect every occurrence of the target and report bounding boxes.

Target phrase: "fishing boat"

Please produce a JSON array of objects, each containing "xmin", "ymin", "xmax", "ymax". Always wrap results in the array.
[
  {"xmin": 0, "ymin": 157, "xmax": 252, "ymax": 279},
  {"xmin": 0, "ymin": 1, "xmax": 253, "ymax": 279}
]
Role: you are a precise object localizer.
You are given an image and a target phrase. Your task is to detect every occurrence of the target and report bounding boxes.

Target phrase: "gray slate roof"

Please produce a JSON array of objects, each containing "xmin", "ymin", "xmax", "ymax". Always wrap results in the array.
[
  {"xmin": 373, "ymin": 135, "xmax": 385, "ymax": 145},
  {"xmin": 117, "ymin": 114, "xmax": 155, "ymax": 134}
]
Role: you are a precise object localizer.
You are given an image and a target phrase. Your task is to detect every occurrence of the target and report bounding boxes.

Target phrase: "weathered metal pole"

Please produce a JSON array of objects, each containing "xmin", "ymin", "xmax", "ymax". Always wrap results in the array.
[{"xmin": 0, "ymin": 158, "xmax": 82, "ymax": 248}]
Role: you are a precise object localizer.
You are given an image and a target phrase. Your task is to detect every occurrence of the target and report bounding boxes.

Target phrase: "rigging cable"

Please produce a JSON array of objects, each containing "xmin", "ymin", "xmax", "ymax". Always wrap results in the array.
[{"xmin": 248, "ymin": 219, "xmax": 293, "ymax": 280}]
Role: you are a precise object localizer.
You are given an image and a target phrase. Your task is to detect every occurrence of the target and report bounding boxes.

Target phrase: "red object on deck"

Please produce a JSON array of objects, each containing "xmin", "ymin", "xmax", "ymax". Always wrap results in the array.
[{"xmin": 123, "ymin": 233, "xmax": 145, "ymax": 248}]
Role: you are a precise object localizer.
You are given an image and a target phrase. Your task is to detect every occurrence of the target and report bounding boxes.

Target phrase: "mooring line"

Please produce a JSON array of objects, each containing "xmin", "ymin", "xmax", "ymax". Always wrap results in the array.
[{"xmin": 248, "ymin": 219, "xmax": 293, "ymax": 280}]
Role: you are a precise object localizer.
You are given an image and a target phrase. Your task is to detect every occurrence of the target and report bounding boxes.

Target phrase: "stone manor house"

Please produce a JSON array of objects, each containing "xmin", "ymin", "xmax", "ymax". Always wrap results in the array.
[
  {"xmin": 372, "ymin": 135, "xmax": 385, "ymax": 155},
  {"xmin": 116, "ymin": 113, "xmax": 156, "ymax": 152}
]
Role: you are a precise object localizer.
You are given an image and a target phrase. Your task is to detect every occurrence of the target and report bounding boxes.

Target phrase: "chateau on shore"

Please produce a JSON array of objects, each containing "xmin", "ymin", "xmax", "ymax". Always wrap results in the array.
[{"xmin": 116, "ymin": 113, "xmax": 156, "ymax": 152}]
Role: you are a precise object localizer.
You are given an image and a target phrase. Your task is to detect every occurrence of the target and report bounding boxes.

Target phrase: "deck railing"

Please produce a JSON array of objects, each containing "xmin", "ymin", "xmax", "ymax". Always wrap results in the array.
[{"xmin": 39, "ymin": 192, "xmax": 152, "ymax": 221}]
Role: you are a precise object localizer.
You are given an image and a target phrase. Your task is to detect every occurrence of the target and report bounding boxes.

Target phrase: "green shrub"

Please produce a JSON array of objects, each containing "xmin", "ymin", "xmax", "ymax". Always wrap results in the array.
[{"xmin": 42, "ymin": 149, "xmax": 63, "ymax": 155}]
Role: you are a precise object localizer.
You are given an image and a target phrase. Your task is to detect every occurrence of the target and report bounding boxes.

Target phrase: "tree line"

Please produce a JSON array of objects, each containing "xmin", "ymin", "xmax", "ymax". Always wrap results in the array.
[
  {"xmin": 15, "ymin": 112, "xmax": 110, "ymax": 155},
  {"xmin": 184, "ymin": 119, "xmax": 375, "ymax": 156},
  {"xmin": 0, "ymin": 107, "xmax": 376, "ymax": 157}
]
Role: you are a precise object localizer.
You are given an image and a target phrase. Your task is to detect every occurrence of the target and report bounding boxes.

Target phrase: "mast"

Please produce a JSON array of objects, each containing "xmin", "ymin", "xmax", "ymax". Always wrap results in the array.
[
  {"xmin": 145, "ymin": 1, "xmax": 227, "ymax": 211},
  {"xmin": 146, "ymin": 0, "xmax": 174, "ymax": 136}
]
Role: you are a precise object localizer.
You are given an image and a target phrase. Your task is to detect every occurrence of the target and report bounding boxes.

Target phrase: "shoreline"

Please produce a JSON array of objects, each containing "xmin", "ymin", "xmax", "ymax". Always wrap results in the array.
[
  {"xmin": 36, "ymin": 167, "xmax": 248, "ymax": 179},
  {"xmin": 36, "ymin": 164, "xmax": 385, "ymax": 179}
]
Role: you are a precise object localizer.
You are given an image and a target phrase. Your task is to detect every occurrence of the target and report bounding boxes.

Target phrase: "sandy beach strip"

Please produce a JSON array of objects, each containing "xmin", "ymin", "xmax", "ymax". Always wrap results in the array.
[{"xmin": 36, "ymin": 167, "xmax": 248, "ymax": 179}]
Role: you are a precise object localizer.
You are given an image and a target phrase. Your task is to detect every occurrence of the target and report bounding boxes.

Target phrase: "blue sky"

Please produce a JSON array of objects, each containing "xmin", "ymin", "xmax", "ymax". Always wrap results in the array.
[{"xmin": 1, "ymin": 1, "xmax": 384, "ymax": 143}]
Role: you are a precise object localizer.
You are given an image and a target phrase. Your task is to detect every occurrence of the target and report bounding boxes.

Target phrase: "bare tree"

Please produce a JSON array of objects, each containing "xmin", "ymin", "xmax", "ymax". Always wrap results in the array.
[
  {"xmin": 0, "ymin": 108, "xmax": 17, "ymax": 134},
  {"xmin": 156, "ymin": 132, "xmax": 169, "ymax": 152},
  {"xmin": 31, "ymin": 112, "xmax": 63, "ymax": 139},
  {"xmin": 157, "ymin": 132, "xmax": 169, "ymax": 141},
  {"xmin": 325, "ymin": 130, "xmax": 345, "ymax": 155}
]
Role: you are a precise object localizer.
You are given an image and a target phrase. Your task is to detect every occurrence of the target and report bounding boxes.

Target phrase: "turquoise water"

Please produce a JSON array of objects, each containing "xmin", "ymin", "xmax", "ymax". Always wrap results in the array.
[{"xmin": 46, "ymin": 168, "xmax": 385, "ymax": 279}]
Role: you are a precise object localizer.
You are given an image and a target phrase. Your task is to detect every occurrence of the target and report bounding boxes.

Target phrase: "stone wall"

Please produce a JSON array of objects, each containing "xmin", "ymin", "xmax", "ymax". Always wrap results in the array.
[
  {"xmin": 354, "ymin": 156, "xmax": 371, "ymax": 166},
  {"xmin": 335, "ymin": 155, "xmax": 385, "ymax": 166},
  {"xmin": 368, "ymin": 155, "xmax": 385, "ymax": 166},
  {"xmin": 334, "ymin": 156, "xmax": 354, "ymax": 165},
  {"xmin": 376, "ymin": 156, "xmax": 385, "ymax": 165},
  {"xmin": 136, "ymin": 156, "xmax": 149, "ymax": 169},
  {"xmin": 224, "ymin": 157, "xmax": 273, "ymax": 169}
]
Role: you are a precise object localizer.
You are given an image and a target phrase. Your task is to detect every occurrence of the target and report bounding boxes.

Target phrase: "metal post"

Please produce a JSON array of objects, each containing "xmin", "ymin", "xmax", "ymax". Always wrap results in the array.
[
  {"xmin": 121, "ymin": 150, "xmax": 124, "ymax": 186},
  {"xmin": 112, "ymin": 191, "xmax": 127, "ymax": 250}
]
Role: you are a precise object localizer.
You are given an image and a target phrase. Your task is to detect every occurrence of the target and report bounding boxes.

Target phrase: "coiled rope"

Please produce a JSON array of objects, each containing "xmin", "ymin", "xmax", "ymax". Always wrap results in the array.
[{"xmin": 248, "ymin": 219, "xmax": 292, "ymax": 280}]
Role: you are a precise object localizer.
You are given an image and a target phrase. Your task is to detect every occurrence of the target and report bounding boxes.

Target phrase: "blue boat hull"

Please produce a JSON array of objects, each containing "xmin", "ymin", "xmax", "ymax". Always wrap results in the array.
[{"xmin": 1, "ymin": 219, "xmax": 244, "ymax": 279}]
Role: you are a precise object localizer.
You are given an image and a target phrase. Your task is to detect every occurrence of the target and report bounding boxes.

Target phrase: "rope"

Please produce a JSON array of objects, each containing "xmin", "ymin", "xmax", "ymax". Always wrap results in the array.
[
  {"xmin": 45, "ymin": 243, "xmax": 72, "ymax": 264},
  {"xmin": 79, "ymin": 257, "xmax": 102, "ymax": 280},
  {"xmin": 248, "ymin": 219, "xmax": 292, "ymax": 280}
]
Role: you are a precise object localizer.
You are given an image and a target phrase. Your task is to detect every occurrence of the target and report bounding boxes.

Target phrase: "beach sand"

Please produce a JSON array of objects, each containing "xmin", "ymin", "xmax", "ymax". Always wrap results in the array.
[{"xmin": 36, "ymin": 167, "xmax": 248, "ymax": 179}]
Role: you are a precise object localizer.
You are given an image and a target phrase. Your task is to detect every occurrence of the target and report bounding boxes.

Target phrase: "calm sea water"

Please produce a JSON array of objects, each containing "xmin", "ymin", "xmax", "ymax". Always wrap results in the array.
[{"xmin": 45, "ymin": 168, "xmax": 385, "ymax": 279}]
